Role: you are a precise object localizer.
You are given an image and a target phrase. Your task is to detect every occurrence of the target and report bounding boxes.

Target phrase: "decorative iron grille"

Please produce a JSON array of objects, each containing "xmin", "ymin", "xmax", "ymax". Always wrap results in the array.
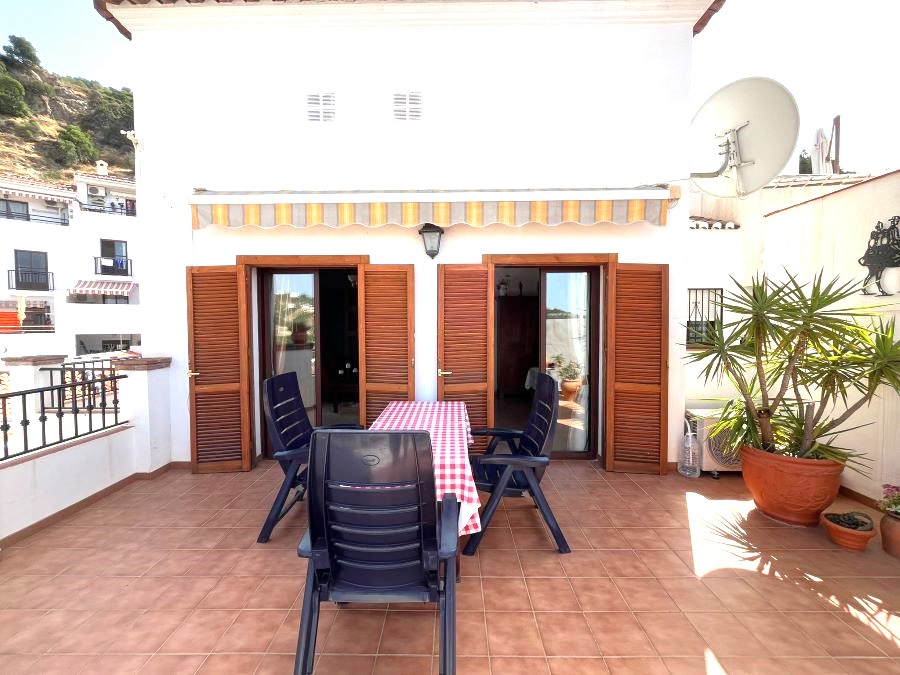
[{"xmin": 687, "ymin": 288, "xmax": 723, "ymax": 347}]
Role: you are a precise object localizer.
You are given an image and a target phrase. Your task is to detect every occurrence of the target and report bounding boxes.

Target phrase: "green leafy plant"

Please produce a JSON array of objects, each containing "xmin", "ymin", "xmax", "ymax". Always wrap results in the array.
[
  {"xmin": 52, "ymin": 124, "xmax": 99, "ymax": 166},
  {"xmin": 2, "ymin": 36, "xmax": 40, "ymax": 68},
  {"xmin": 552, "ymin": 354, "xmax": 583, "ymax": 380},
  {"xmin": 0, "ymin": 72, "xmax": 28, "ymax": 116},
  {"xmin": 824, "ymin": 512, "xmax": 873, "ymax": 531},
  {"xmin": 880, "ymin": 484, "xmax": 900, "ymax": 517},
  {"xmin": 688, "ymin": 272, "xmax": 900, "ymax": 470}
]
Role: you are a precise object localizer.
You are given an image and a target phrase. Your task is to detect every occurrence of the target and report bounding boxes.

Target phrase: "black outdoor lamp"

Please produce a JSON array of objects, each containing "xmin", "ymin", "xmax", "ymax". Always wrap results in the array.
[{"xmin": 418, "ymin": 222, "xmax": 444, "ymax": 259}]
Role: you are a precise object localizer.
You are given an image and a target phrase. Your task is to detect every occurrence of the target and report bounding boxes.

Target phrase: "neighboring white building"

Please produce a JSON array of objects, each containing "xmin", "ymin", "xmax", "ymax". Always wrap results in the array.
[{"xmin": 0, "ymin": 166, "xmax": 142, "ymax": 358}]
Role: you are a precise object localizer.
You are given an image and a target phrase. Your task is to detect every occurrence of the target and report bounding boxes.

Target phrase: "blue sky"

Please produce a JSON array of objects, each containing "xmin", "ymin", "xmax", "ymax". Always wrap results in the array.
[{"xmin": 2, "ymin": 0, "xmax": 132, "ymax": 89}]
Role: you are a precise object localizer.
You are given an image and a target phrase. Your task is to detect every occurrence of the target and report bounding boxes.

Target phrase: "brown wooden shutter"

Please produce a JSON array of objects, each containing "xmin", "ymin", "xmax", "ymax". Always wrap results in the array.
[
  {"xmin": 358, "ymin": 264, "xmax": 415, "ymax": 426},
  {"xmin": 437, "ymin": 264, "xmax": 494, "ymax": 451},
  {"xmin": 186, "ymin": 265, "xmax": 252, "ymax": 473},
  {"xmin": 605, "ymin": 263, "xmax": 668, "ymax": 474}
]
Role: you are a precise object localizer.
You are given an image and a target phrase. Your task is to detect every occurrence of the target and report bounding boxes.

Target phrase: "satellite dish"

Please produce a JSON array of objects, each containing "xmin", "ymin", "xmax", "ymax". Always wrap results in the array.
[{"xmin": 690, "ymin": 77, "xmax": 800, "ymax": 198}]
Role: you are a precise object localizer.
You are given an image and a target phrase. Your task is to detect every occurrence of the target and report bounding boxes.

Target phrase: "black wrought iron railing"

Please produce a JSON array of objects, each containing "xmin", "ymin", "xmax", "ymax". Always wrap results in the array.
[
  {"xmin": 94, "ymin": 256, "xmax": 133, "ymax": 276},
  {"xmin": 0, "ymin": 371, "xmax": 127, "ymax": 461},
  {"xmin": 80, "ymin": 202, "xmax": 137, "ymax": 217},
  {"xmin": 0, "ymin": 211, "xmax": 70, "ymax": 225},
  {"xmin": 8, "ymin": 269, "xmax": 54, "ymax": 291}
]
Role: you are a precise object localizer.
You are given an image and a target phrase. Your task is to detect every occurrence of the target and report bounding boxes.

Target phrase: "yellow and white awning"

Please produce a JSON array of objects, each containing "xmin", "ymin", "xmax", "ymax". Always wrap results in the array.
[{"xmin": 190, "ymin": 187, "xmax": 672, "ymax": 230}]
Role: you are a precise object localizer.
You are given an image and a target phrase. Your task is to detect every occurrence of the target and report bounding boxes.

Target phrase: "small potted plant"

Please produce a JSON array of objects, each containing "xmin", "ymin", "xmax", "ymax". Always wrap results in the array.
[
  {"xmin": 879, "ymin": 484, "xmax": 900, "ymax": 557},
  {"xmin": 290, "ymin": 320, "xmax": 310, "ymax": 346},
  {"xmin": 820, "ymin": 511, "xmax": 877, "ymax": 551},
  {"xmin": 552, "ymin": 354, "xmax": 583, "ymax": 402}
]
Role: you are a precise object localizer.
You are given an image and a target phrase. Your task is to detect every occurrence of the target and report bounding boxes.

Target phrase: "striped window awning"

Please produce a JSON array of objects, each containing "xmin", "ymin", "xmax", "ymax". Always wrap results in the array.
[
  {"xmin": 1, "ymin": 188, "xmax": 76, "ymax": 204},
  {"xmin": 68, "ymin": 280, "xmax": 136, "ymax": 296},
  {"xmin": 190, "ymin": 187, "xmax": 673, "ymax": 230}
]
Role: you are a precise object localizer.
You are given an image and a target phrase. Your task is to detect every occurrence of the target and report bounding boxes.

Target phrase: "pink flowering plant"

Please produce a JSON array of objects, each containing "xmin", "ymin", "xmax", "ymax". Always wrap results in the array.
[{"xmin": 881, "ymin": 484, "xmax": 900, "ymax": 517}]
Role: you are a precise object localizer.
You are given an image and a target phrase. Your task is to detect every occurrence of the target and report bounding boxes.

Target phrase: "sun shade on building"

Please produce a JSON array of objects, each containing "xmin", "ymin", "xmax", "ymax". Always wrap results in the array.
[
  {"xmin": 68, "ymin": 280, "xmax": 136, "ymax": 296},
  {"xmin": 189, "ymin": 187, "xmax": 673, "ymax": 229}
]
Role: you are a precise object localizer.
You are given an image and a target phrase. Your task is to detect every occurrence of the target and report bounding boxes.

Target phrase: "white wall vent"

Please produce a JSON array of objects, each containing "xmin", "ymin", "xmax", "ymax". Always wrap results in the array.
[
  {"xmin": 307, "ymin": 93, "xmax": 336, "ymax": 122},
  {"xmin": 393, "ymin": 92, "xmax": 422, "ymax": 120}
]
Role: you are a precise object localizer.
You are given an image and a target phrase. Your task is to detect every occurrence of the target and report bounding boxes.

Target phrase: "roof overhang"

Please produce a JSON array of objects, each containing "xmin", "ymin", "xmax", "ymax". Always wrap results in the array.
[{"xmin": 95, "ymin": 0, "xmax": 726, "ymax": 40}]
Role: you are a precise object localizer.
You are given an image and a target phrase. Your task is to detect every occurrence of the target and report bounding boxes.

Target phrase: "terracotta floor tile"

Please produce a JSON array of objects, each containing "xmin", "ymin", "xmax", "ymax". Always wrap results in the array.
[
  {"xmin": 717, "ymin": 657, "xmax": 846, "ymax": 674},
  {"xmin": 213, "ymin": 608, "xmax": 287, "ymax": 653},
  {"xmin": 480, "ymin": 527, "xmax": 517, "ymax": 550},
  {"xmin": 159, "ymin": 609, "xmax": 238, "ymax": 653},
  {"xmin": 595, "ymin": 551, "xmax": 652, "ymax": 577},
  {"xmin": 535, "ymin": 612, "xmax": 600, "ymax": 656},
  {"xmin": 613, "ymin": 578, "xmax": 678, "ymax": 612},
  {"xmin": 378, "ymin": 610, "xmax": 436, "ymax": 654},
  {"xmin": 196, "ymin": 653, "xmax": 262, "ymax": 674},
  {"xmin": 483, "ymin": 577, "xmax": 532, "ymax": 611},
  {"xmin": 105, "ymin": 609, "xmax": 191, "ymax": 654},
  {"xmin": 517, "ymin": 550, "xmax": 567, "ymax": 577},
  {"xmin": 314, "ymin": 655, "xmax": 376, "ymax": 674},
  {"xmin": 455, "ymin": 611, "xmax": 489, "ymax": 656},
  {"xmin": 3, "ymin": 609, "xmax": 94, "ymax": 654},
  {"xmin": 583, "ymin": 528, "xmax": 631, "ymax": 550},
  {"xmin": 635, "ymin": 612, "xmax": 708, "ymax": 656},
  {"xmin": 783, "ymin": 611, "xmax": 887, "ymax": 657},
  {"xmin": 490, "ymin": 656, "xmax": 551, "ymax": 673},
  {"xmin": 137, "ymin": 654, "xmax": 207, "ymax": 674},
  {"xmin": 456, "ymin": 577, "xmax": 485, "ymax": 611},
  {"xmin": 634, "ymin": 550, "xmax": 694, "ymax": 577},
  {"xmin": 485, "ymin": 612, "xmax": 545, "ymax": 656},
  {"xmin": 72, "ymin": 654, "xmax": 149, "ymax": 674},
  {"xmin": 243, "ymin": 575, "xmax": 304, "ymax": 609},
  {"xmin": 701, "ymin": 578, "xmax": 774, "ymax": 611},
  {"xmin": 27, "ymin": 654, "xmax": 93, "ymax": 674},
  {"xmin": 661, "ymin": 657, "xmax": 727, "ymax": 675},
  {"xmin": 49, "ymin": 609, "xmax": 141, "ymax": 654},
  {"xmin": 684, "ymin": 612, "xmax": 768, "ymax": 657},
  {"xmin": 151, "ymin": 577, "xmax": 220, "ymax": 610},
  {"xmin": 526, "ymin": 577, "xmax": 580, "ymax": 611},
  {"xmin": 833, "ymin": 657, "xmax": 900, "ymax": 674},
  {"xmin": 373, "ymin": 655, "xmax": 433, "ymax": 674},
  {"xmin": 732, "ymin": 611, "xmax": 828, "ymax": 657},
  {"xmin": 603, "ymin": 657, "xmax": 668, "ymax": 674},
  {"xmin": 659, "ymin": 578, "xmax": 727, "ymax": 612},
  {"xmin": 511, "ymin": 527, "xmax": 556, "ymax": 550},
  {"xmin": 321, "ymin": 609, "xmax": 386, "ymax": 654},
  {"xmin": 255, "ymin": 654, "xmax": 295, "ymax": 675},
  {"xmin": 570, "ymin": 578, "xmax": 629, "ymax": 611},
  {"xmin": 571, "ymin": 511, "xmax": 614, "ymax": 529},
  {"xmin": 560, "ymin": 551, "xmax": 609, "ymax": 577},
  {"xmin": 584, "ymin": 613, "xmax": 655, "ymax": 657},
  {"xmin": 477, "ymin": 549, "xmax": 523, "ymax": 577},
  {"xmin": 199, "ymin": 576, "xmax": 263, "ymax": 609},
  {"xmin": 548, "ymin": 656, "xmax": 609, "ymax": 673},
  {"xmin": 617, "ymin": 529, "xmax": 670, "ymax": 550}
]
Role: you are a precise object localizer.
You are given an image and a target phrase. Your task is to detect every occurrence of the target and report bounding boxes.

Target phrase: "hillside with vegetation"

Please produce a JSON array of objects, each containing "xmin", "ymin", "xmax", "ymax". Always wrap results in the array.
[{"xmin": 0, "ymin": 36, "xmax": 133, "ymax": 181}]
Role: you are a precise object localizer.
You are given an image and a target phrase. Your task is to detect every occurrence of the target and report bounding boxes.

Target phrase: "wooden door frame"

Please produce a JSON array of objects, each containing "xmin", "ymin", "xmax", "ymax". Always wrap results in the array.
[
  {"xmin": 238, "ymin": 255, "xmax": 370, "ymax": 459},
  {"xmin": 483, "ymin": 254, "xmax": 617, "ymax": 462}
]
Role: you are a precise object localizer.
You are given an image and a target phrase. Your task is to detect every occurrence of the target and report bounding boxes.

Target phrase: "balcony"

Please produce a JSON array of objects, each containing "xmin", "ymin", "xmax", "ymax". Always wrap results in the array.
[
  {"xmin": 94, "ymin": 256, "xmax": 133, "ymax": 276},
  {"xmin": 0, "ymin": 211, "xmax": 70, "ymax": 226},
  {"xmin": 80, "ymin": 202, "xmax": 137, "ymax": 217},
  {"xmin": 7, "ymin": 269, "xmax": 54, "ymax": 291}
]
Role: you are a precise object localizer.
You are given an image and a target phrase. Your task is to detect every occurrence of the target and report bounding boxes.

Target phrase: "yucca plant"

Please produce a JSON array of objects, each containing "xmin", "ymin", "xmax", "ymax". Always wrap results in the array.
[{"xmin": 688, "ymin": 272, "xmax": 900, "ymax": 471}]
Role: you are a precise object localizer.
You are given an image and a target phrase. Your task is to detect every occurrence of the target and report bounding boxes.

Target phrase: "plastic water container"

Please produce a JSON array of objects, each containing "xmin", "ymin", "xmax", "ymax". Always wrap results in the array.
[{"xmin": 678, "ymin": 419, "xmax": 701, "ymax": 478}]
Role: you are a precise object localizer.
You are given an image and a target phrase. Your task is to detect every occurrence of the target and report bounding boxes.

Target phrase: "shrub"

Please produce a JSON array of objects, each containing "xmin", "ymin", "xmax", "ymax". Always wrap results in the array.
[
  {"xmin": 0, "ymin": 72, "xmax": 28, "ymax": 116},
  {"xmin": 12, "ymin": 118, "xmax": 41, "ymax": 140},
  {"xmin": 79, "ymin": 88, "xmax": 134, "ymax": 150},
  {"xmin": 53, "ymin": 124, "xmax": 99, "ymax": 166},
  {"xmin": 2, "ymin": 36, "xmax": 40, "ymax": 67}
]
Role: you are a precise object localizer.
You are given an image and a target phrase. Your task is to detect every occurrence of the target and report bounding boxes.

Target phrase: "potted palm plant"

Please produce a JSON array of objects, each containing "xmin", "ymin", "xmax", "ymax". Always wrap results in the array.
[{"xmin": 689, "ymin": 273, "xmax": 900, "ymax": 526}]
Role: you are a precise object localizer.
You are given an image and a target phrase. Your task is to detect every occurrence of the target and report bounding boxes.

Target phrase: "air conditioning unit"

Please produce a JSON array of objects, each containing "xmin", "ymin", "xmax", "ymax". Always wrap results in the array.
[
  {"xmin": 88, "ymin": 186, "xmax": 106, "ymax": 196},
  {"xmin": 685, "ymin": 409, "xmax": 742, "ymax": 475},
  {"xmin": 44, "ymin": 199, "xmax": 59, "ymax": 207}
]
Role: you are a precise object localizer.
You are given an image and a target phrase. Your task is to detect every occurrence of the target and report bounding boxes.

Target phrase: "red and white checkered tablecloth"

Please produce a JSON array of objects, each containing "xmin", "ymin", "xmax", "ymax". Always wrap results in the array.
[{"xmin": 370, "ymin": 400, "xmax": 482, "ymax": 535}]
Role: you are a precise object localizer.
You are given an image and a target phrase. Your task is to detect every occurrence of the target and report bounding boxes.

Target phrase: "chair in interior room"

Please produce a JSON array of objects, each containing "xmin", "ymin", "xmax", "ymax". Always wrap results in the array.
[
  {"xmin": 257, "ymin": 372, "xmax": 360, "ymax": 544},
  {"xmin": 295, "ymin": 429, "xmax": 459, "ymax": 675},
  {"xmin": 464, "ymin": 372, "xmax": 570, "ymax": 555}
]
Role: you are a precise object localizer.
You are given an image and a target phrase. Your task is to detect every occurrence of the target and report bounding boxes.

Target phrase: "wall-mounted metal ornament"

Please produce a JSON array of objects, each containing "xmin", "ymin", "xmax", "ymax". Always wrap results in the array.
[{"xmin": 859, "ymin": 216, "xmax": 900, "ymax": 295}]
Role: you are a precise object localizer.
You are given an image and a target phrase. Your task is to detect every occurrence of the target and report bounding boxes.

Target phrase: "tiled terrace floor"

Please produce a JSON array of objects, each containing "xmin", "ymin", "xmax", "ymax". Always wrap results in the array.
[{"xmin": 1, "ymin": 460, "xmax": 898, "ymax": 674}]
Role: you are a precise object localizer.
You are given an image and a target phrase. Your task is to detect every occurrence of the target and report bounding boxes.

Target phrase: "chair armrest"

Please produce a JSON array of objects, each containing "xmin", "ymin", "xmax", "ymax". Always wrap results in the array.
[
  {"xmin": 476, "ymin": 454, "xmax": 550, "ymax": 469},
  {"xmin": 322, "ymin": 424, "xmax": 364, "ymax": 430},
  {"xmin": 438, "ymin": 494, "xmax": 459, "ymax": 560},
  {"xmin": 471, "ymin": 428, "xmax": 523, "ymax": 439},
  {"xmin": 298, "ymin": 530, "xmax": 312, "ymax": 558},
  {"xmin": 273, "ymin": 447, "xmax": 309, "ymax": 462}
]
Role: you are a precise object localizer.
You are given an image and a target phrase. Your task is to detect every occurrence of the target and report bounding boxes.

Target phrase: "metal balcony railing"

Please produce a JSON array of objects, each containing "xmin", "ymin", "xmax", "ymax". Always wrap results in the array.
[
  {"xmin": 80, "ymin": 202, "xmax": 137, "ymax": 217},
  {"xmin": 8, "ymin": 269, "xmax": 54, "ymax": 291},
  {"xmin": 94, "ymin": 256, "xmax": 133, "ymax": 276},
  {"xmin": 0, "ymin": 211, "xmax": 70, "ymax": 226}
]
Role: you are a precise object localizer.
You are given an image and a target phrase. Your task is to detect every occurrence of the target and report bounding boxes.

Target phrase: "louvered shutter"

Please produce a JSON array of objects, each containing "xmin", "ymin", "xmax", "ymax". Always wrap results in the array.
[
  {"xmin": 605, "ymin": 263, "xmax": 668, "ymax": 474},
  {"xmin": 358, "ymin": 264, "xmax": 415, "ymax": 426},
  {"xmin": 187, "ymin": 266, "xmax": 252, "ymax": 473},
  {"xmin": 438, "ymin": 264, "xmax": 494, "ymax": 451}
]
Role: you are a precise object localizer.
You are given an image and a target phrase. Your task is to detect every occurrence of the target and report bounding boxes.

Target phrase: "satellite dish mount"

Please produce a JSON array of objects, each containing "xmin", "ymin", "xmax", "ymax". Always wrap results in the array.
[{"xmin": 691, "ymin": 121, "xmax": 754, "ymax": 194}]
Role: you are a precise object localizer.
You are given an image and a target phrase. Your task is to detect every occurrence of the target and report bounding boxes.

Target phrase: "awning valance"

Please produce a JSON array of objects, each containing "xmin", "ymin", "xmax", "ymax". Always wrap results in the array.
[
  {"xmin": 189, "ymin": 188, "xmax": 672, "ymax": 230},
  {"xmin": 0, "ymin": 188, "xmax": 75, "ymax": 204},
  {"xmin": 69, "ymin": 280, "xmax": 136, "ymax": 297}
]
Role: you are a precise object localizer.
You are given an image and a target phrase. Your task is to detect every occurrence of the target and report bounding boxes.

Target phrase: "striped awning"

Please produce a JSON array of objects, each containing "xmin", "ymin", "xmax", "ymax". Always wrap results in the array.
[
  {"xmin": 189, "ymin": 188, "xmax": 673, "ymax": 230},
  {"xmin": 1, "ymin": 188, "xmax": 76, "ymax": 204},
  {"xmin": 68, "ymin": 280, "xmax": 136, "ymax": 296}
]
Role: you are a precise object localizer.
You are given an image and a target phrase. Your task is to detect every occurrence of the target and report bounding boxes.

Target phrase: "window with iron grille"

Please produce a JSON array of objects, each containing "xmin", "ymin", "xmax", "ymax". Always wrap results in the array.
[
  {"xmin": 307, "ymin": 93, "xmax": 336, "ymax": 122},
  {"xmin": 393, "ymin": 91, "xmax": 422, "ymax": 120},
  {"xmin": 687, "ymin": 288, "xmax": 723, "ymax": 347}
]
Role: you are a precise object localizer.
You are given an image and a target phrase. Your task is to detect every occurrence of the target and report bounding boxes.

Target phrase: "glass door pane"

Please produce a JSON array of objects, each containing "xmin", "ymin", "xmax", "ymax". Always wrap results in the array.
[
  {"xmin": 268, "ymin": 272, "xmax": 317, "ymax": 422},
  {"xmin": 543, "ymin": 271, "xmax": 591, "ymax": 454}
]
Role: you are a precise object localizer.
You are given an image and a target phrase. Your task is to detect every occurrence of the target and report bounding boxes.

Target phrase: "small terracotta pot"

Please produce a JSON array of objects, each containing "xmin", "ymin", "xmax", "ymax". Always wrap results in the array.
[
  {"xmin": 560, "ymin": 379, "xmax": 581, "ymax": 402},
  {"xmin": 882, "ymin": 514, "xmax": 900, "ymax": 558},
  {"xmin": 821, "ymin": 513, "xmax": 877, "ymax": 551},
  {"xmin": 740, "ymin": 445, "xmax": 844, "ymax": 526}
]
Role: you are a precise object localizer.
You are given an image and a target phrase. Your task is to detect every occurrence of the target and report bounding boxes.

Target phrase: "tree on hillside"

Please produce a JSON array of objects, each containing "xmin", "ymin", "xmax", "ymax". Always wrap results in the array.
[
  {"xmin": 53, "ymin": 124, "xmax": 99, "ymax": 167},
  {"xmin": 0, "ymin": 72, "xmax": 28, "ymax": 116},
  {"xmin": 80, "ymin": 88, "xmax": 134, "ymax": 151},
  {"xmin": 2, "ymin": 36, "xmax": 40, "ymax": 67}
]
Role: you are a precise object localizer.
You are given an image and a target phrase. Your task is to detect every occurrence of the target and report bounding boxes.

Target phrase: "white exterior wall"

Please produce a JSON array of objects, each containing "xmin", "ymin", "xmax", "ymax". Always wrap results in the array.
[{"xmin": 120, "ymin": 2, "xmax": 701, "ymax": 465}]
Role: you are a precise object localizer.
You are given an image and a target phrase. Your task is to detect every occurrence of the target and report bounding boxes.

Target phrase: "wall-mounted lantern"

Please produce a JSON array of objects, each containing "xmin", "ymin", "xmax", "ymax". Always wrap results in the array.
[{"xmin": 418, "ymin": 222, "xmax": 444, "ymax": 259}]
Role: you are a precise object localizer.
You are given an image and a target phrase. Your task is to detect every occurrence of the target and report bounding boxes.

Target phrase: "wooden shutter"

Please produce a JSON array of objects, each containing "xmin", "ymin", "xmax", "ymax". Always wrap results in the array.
[
  {"xmin": 358, "ymin": 264, "xmax": 415, "ymax": 426},
  {"xmin": 187, "ymin": 265, "xmax": 252, "ymax": 473},
  {"xmin": 605, "ymin": 263, "xmax": 668, "ymax": 474},
  {"xmin": 437, "ymin": 264, "xmax": 494, "ymax": 450}
]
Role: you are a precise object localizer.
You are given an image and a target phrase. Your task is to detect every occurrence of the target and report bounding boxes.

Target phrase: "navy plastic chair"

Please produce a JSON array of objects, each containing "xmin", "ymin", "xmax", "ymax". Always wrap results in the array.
[
  {"xmin": 295, "ymin": 430, "xmax": 458, "ymax": 675},
  {"xmin": 464, "ymin": 372, "xmax": 570, "ymax": 555},
  {"xmin": 257, "ymin": 372, "xmax": 359, "ymax": 544}
]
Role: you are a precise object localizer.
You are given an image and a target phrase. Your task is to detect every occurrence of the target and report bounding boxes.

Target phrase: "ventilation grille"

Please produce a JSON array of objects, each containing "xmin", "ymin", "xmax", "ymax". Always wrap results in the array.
[
  {"xmin": 308, "ymin": 93, "xmax": 336, "ymax": 122},
  {"xmin": 393, "ymin": 92, "xmax": 422, "ymax": 120}
]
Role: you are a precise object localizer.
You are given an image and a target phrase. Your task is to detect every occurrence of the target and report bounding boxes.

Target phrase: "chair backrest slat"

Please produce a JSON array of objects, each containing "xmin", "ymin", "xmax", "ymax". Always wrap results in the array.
[
  {"xmin": 309, "ymin": 430, "xmax": 438, "ymax": 592},
  {"xmin": 262, "ymin": 373, "xmax": 315, "ymax": 475},
  {"xmin": 519, "ymin": 373, "xmax": 559, "ymax": 481}
]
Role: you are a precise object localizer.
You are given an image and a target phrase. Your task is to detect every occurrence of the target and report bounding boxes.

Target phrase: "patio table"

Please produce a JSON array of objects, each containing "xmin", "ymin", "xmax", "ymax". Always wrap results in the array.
[{"xmin": 370, "ymin": 400, "xmax": 482, "ymax": 535}]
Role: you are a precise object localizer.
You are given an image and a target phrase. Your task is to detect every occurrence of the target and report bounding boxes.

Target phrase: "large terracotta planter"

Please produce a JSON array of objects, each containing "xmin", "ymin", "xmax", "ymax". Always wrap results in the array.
[
  {"xmin": 740, "ymin": 445, "xmax": 844, "ymax": 526},
  {"xmin": 882, "ymin": 514, "xmax": 900, "ymax": 558}
]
